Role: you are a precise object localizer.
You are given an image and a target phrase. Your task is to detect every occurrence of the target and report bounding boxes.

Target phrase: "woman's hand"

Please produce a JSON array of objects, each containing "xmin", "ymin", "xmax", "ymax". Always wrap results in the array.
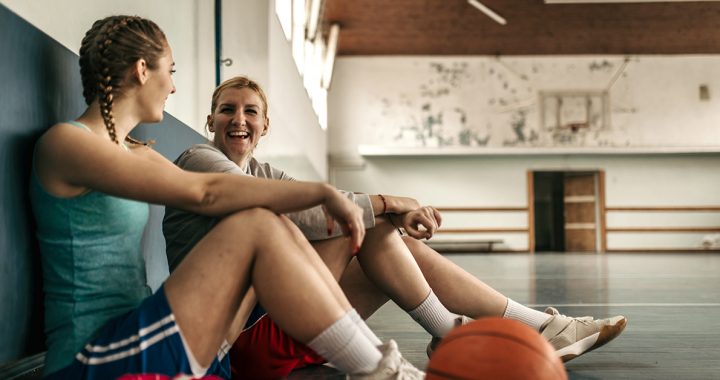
[
  {"xmin": 321, "ymin": 185, "xmax": 366, "ymax": 254},
  {"xmin": 392, "ymin": 206, "xmax": 443, "ymax": 240}
]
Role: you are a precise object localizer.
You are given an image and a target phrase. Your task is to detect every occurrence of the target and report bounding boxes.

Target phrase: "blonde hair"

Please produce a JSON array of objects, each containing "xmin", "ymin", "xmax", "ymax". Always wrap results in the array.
[
  {"xmin": 210, "ymin": 76, "xmax": 269, "ymax": 120},
  {"xmin": 79, "ymin": 15, "xmax": 167, "ymax": 145}
]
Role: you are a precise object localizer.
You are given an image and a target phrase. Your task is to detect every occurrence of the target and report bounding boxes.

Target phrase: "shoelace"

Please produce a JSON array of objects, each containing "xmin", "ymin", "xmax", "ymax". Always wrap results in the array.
[{"xmin": 554, "ymin": 310, "xmax": 594, "ymax": 326}]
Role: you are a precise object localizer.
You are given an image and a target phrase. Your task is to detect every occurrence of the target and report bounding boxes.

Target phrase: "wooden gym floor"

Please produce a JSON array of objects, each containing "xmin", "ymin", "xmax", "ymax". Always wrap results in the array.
[{"xmin": 289, "ymin": 253, "xmax": 720, "ymax": 380}]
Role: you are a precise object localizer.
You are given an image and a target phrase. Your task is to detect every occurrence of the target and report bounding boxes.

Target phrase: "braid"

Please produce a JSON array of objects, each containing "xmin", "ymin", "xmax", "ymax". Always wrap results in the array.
[
  {"xmin": 97, "ymin": 17, "xmax": 133, "ymax": 144},
  {"xmin": 78, "ymin": 15, "xmax": 167, "ymax": 146}
]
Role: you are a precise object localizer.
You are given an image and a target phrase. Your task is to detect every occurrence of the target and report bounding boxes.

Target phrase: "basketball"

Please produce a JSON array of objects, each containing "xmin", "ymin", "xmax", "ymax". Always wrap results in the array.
[{"xmin": 426, "ymin": 318, "xmax": 567, "ymax": 380}]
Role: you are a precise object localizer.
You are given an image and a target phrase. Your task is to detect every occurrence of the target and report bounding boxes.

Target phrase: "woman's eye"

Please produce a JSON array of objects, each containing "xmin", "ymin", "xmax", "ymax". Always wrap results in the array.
[{"xmin": 246, "ymin": 109, "xmax": 257, "ymax": 115}]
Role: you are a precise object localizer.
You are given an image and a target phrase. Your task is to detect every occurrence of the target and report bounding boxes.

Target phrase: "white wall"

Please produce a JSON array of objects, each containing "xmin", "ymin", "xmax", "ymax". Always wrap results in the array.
[
  {"xmin": 330, "ymin": 56, "xmax": 720, "ymax": 152},
  {"xmin": 264, "ymin": 3, "xmax": 327, "ymax": 181},
  {"xmin": 222, "ymin": 0, "xmax": 327, "ymax": 181},
  {"xmin": 328, "ymin": 56, "xmax": 720, "ymax": 251},
  {"xmin": 0, "ymin": 0, "xmax": 215, "ymax": 132}
]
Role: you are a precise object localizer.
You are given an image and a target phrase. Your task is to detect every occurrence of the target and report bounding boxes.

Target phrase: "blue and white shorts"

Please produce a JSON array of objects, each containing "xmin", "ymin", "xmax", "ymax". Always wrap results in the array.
[{"xmin": 45, "ymin": 285, "xmax": 231, "ymax": 379}]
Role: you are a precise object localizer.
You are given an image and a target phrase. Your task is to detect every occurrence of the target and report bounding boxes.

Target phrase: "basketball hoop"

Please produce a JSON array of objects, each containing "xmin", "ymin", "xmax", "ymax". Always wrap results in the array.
[{"xmin": 562, "ymin": 122, "xmax": 589, "ymax": 133}]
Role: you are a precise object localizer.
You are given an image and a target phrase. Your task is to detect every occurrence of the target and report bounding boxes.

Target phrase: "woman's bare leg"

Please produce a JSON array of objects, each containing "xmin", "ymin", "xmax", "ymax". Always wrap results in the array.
[
  {"xmin": 353, "ymin": 219, "xmax": 430, "ymax": 310},
  {"xmin": 277, "ymin": 216, "xmax": 354, "ymax": 309},
  {"xmin": 401, "ymin": 235, "xmax": 507, "ymax": 317},
  {"xmin": 338, "ymin": 259, "xmax": 390, "ymax": 319},
  {"xmin": 311, "ymin": 219, "xmax": 431, "ymax": 311},
  {"xmin": 225, "ymin": 289, "xmax": 257, "ymax": 344},
  {"xmin": 165, "ymin": 208, "xmax": 349, "ymax": 366}
]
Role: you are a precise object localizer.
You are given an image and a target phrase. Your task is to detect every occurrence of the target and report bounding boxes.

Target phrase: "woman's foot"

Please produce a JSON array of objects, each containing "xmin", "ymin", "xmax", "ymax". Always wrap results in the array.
[
  {"xmin": 350, "ymin": 340, "xmax": 425, "ymax": 380},
  {"xmin": 426, "ymin": 309, "xmax": 627, "ymax": 363},
  {"xmin": 539, "ymin": 307, "xmax": 627, "ymax": 362}
]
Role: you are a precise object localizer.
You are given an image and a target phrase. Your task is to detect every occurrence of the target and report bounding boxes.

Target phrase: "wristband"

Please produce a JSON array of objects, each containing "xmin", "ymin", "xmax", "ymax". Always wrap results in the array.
[{"xmin": 378, "ymin": 194, "xmax": 388, "ymax": 215}]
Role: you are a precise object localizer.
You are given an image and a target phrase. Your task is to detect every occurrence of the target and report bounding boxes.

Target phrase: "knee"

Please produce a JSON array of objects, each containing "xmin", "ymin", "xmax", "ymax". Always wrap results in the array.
[
  {"xmin": 371, "ymin": 216, "xmax": 401, "ymax": 237},
  {"xmin": 278, "ymin": 215, "xmax": 304, "ymax": 239},
  {"xmin": 222, "ymin": 207, "xmax": 283, "ymax": 235},
  {"xmin": 401, "ymin": 235, "xmax": 422, "ymax": 250}
]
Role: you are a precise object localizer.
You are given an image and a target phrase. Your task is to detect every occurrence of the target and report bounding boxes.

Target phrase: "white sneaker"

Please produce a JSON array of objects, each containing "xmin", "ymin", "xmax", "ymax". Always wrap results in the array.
[
  {"xmin": 540, "ymin": 307, "xmax": 627, "ymax": 362},
  {"xmin": 426, "ymin": 316, "xmax": 473, "ymax": 358},
  {"xmin": 348, "ymin": 340, "xmax": 425, "ymax": 380}
]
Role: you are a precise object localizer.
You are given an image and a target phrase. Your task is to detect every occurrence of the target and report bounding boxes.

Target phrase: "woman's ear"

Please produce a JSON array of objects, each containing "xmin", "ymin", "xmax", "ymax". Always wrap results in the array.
[
  {"xmin": 261, "ymin": 117, "xmax": 270, "ymax": 136},
  {"xmin": 206, "ymin": 115, "xmax": 215, "ymax": 133},
  {"xmin": 133, "ymin": 58, "xmax": 149, "ymax": 85}
]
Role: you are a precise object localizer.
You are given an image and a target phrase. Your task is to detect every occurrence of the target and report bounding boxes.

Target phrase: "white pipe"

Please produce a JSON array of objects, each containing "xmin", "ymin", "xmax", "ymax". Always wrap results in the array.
[
  {"xmin": 467, "ymin": 0, "xmax": 507, "ymax": 25},
  {"xmin": 322, "ymin": 23, "xmax": 340, "ymax": 90}
]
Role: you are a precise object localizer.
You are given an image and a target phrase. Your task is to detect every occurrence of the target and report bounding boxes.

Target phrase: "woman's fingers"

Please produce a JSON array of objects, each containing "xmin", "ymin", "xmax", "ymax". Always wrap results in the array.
[
  {"xmin": 430, "ymin": 206, "xmax": 443, "ymax": 228},
  {"xmin": 321, "ymin": 205, "xmax": 334, "ymax": 236},
  {"xmin": 347, "ymin": 211, "xmax": 365, "ymax": 254},
  {"xmin": 418, "ymin": 211, "xmax": 437, "ymax": 238},
  {"xmin": 402, "ymin": 207, "xmax": 440, "ymax": 239},
  {"xmin": 325, "ymin": 189, "xmax": 365, "ymax": 253}
]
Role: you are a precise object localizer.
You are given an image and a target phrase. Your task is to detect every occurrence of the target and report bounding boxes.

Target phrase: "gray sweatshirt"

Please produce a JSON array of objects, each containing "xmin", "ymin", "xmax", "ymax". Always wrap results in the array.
[{"xmin": 162, "ymin": 143, "xmax": 376, "ymax": 271}]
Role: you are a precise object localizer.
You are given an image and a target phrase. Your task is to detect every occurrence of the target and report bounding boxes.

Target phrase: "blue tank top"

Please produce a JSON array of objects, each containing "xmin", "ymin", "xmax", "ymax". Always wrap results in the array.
[{"xmin": 29, "ymin": 121, "xmax": 151, "ymax": 374}]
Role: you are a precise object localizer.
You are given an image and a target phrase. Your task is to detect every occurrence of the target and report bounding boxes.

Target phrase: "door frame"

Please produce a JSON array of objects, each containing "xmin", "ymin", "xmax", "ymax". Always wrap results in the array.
[{"xmin": 527, "ymin": 169, "xmax": 607, "ymax": 253}]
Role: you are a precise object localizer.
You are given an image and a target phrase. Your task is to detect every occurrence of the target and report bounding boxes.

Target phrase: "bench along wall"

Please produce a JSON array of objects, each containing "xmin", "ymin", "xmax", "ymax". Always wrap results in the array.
[{"xmin": 0, "ymin": 4, "xmax": 205, "ymax": 365}]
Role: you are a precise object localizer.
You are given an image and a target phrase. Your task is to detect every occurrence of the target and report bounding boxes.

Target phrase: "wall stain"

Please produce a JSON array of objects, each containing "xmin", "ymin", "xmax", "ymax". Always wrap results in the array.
[{"xmin": 373, "ymin": 57, "xmax": 657, "ymax": 149}]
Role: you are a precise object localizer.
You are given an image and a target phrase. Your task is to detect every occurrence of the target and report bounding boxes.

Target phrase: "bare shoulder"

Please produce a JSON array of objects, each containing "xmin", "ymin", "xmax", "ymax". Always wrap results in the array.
[
  {"xmin": 38, "ymin": 122, "xmax": 84, "ymax": 144},
  {"xmin": 35, "ymin": 122, "xmax": 96, "ymax": 162},
  {"xmin": 34, "ymin": 122, "xmax": 103, "ymax": 197}
]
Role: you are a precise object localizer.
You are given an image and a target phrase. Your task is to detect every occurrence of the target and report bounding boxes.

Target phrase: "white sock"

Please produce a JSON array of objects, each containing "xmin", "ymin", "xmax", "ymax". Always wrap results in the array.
[
  {"xmin": 502, "ymin": 298, "xmax": 552, "ymax": 331},
  {"xmin": 407, "ymin": 291, "xmax": 457, "ymax": 337},
  {"xmin": 307, "ymin": 310, "xmax": 383, "ymax": 375},
  {"xmin": 349, "ymin": 309, "xmax": 383, "ymax": 346}
]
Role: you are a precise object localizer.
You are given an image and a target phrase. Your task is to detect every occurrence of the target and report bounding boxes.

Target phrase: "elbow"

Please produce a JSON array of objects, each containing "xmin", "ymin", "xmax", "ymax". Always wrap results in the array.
[
  {"xmin": 199, "ymin": 187, "xmax": 217, "ymax": 210},
  {"xmin": 188, "ymin": 180, "xmax": 219, "ymax": 215}
]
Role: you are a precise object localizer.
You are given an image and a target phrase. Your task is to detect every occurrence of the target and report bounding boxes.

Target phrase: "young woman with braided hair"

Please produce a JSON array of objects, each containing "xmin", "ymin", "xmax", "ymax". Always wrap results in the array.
[
  {"xmin": 31, "ymin": 16, "xmax": 423, "ymax": 379},
  {"xmin": 163, "ymin": 76, "xmax": 629, "ymax": 378}
]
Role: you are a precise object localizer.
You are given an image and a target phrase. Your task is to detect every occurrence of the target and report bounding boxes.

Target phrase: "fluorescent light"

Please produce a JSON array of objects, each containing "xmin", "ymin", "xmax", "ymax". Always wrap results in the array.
[
  {"xmin": 322, "ymin": 23, "xmax": 339, "ymax": 90},
  {"xmin": 275, "ymin": 0, "xmax": 292, "ymax": 41},
  {"xmin": 307, "ymin": 0, "xmax": 325, "ymax": 39},
  {"xmin": 467, "ymin": 0, "xmax": 507, "ymax": 25},
  {"xmin": 546, "ymin": 0, "xmax": 720, "ymax": 3}
]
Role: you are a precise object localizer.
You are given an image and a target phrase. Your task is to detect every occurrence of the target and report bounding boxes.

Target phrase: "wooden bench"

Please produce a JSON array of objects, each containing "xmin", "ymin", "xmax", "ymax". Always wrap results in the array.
[
  {"xmin": 425, "ymin": 239, "xmax": 504, "ymax": 253},
  {"xmin": 0, "ymin": 353, "xmax": 44, "ymax": 380}
]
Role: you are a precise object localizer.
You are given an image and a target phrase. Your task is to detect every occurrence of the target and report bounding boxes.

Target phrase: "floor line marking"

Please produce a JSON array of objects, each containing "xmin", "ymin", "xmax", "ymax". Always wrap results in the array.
[{"xmin": 525, "ymin": 303, "xmax": 720, "ymax": 307}]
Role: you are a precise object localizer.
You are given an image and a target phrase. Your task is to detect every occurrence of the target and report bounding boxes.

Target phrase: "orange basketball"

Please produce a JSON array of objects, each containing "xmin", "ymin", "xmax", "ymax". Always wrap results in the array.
[{"xmin": 426, "ymin": 317, "xmax": 567, "ymax": 380}]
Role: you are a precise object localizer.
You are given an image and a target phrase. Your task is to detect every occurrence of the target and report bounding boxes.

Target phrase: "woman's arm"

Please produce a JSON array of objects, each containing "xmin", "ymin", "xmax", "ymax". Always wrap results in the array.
[
  {"xmin": 368, "ymin": 195, "xmax": 420, "ymax": 216},
  {"xmin": 35, "ymin": 124, "xmax": 364, "ymax": 244}
]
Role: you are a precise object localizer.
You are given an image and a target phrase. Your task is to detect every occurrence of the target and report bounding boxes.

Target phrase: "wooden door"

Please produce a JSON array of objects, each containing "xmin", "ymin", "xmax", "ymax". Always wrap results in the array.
[{"xmin": 564, "ymin": 173, "xmax": 597, "ymax": 252}]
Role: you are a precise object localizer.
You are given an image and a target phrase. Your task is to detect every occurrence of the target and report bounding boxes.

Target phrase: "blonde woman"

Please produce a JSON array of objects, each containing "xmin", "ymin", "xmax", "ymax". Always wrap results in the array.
[{"xmin": 163, "ymin": 76, "xmax": 627, "ymax": 379}]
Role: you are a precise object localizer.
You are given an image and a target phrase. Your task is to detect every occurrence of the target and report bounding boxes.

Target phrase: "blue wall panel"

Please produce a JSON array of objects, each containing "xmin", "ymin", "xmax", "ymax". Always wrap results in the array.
[{"xmin": 0, "ymin": 4, "xmax": 205, "ymax": 364}]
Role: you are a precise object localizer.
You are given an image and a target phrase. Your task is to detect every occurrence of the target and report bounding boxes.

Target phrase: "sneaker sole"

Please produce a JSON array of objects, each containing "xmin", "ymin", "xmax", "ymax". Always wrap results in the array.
[{"xmin": 559, "ymin": 316, "xmax": 628, "ymax": 362}]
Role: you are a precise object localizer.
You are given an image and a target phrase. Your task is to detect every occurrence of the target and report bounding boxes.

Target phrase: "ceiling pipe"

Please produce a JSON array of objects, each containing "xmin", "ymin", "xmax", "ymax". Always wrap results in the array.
[
  {"xmin": 322, "ymin": 23, "xmax": 340, "ymax": 89},
  {"xmin": 307, "ymin": 0, "xmax": 326, "ymax": 40},
  {"xmin": 467, "ymin": 0, "xmax": 507, "ymax": 25}
]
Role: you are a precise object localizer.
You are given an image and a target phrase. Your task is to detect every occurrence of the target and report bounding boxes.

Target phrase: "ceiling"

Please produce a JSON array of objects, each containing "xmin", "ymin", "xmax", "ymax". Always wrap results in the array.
[{"xmin": 323, "ymin": 0, "xmax": 720, "ymax": 56}]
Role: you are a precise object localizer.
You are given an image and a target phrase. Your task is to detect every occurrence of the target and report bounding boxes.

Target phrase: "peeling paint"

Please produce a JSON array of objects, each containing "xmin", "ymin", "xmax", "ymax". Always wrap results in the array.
[{"xmin": 362, "ymin": 56, "xmax": 714, "ymax": 149}]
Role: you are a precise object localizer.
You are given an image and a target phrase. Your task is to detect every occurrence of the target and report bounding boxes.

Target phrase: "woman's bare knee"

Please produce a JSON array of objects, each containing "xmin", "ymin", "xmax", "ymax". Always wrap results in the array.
[
  {"xmin": 278, "ymin": 215, "xmax": 308, "ymax": 242},
  {"xmin": 221, "ymin": 207, "xmax": 277, "ymax": 230},
  {"xmin": 372, "ymin": 216, "xmax": 400, "ymax": 236}
]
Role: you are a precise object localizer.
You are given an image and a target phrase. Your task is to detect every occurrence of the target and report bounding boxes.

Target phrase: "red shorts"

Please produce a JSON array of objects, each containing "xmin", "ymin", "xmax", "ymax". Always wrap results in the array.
[{"xmin": 230, "ymin": 315, "xmax": 326, "ymax": 379}]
